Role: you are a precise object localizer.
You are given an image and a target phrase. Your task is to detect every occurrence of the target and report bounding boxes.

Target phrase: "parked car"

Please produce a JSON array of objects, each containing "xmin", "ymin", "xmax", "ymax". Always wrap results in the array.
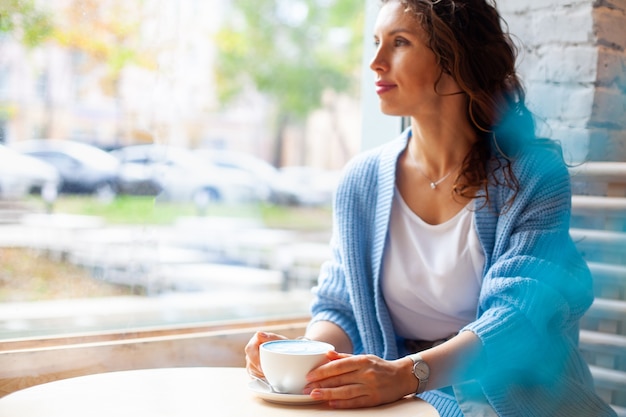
[
  {"xmin": 110, "ymin": 144, "xmax": 260, "ymax": 205},
  {"xmin": 276, "ymin": 166, "xmax": 341, "ymax": 206},
  {"xmin": 0, "ymin": 144, "xmax": 60, "ymax": 201},
  {"xmin": 194, "ymin": 149, "xmax": 303, "ymax": 205},
  {"xmin": 10, "ymin": 139, "xmax": 120, "ymax": 201},
  {"xmin": 193, "ymin": 149, "xmax": 288, "ymax": 203}
]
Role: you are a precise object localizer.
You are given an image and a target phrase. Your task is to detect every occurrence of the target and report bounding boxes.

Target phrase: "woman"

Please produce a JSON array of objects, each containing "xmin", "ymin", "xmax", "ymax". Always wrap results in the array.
[{"xmin": 245, "ymin": 0, "xmax": 616, "ymax": 415}]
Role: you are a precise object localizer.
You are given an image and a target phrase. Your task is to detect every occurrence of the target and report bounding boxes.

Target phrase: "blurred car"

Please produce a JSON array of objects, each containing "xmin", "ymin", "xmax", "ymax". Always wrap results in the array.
[
  {"xmin": 193, "ymin": 149, "xmax": 290, "ymax": 203},
  {"xmin": 276, "ymin": 166, "xmax": 341, "ymax": 206},
  {"xmin": 0, "ymin": 144, "xmax": 60, "ymax": 201},
  {"xmin": 194, "ymin": 149, "xmax": 303, "ymax": 205},
  {"xmin": 110, "ymin": 144, "xmax": 260, "ymax": 204},
  {"xmin": 10, "ymin": 139, "xmax": 120, "ymax": 201}
]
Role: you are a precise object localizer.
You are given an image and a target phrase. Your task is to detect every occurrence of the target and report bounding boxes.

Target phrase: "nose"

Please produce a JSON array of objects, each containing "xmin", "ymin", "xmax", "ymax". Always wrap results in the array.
[{"xmin": 369, "ymin": 44, "xmax": 387, "ymax": 73}]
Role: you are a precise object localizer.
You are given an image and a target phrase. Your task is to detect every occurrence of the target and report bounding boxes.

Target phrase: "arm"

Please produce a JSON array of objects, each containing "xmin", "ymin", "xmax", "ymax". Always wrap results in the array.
[
  {"xmin": 304, "ymin": 330, "xmax": 484, "ymax": 408},
  {"xmin": 305, "ymin": 320, "xmax": 353, "ymax": 354},
  {"xmin": 466, "ymin": 148, "xmax": 593, "ymax": 374},
  {"xmin": 415, "ymin": 330, "xmax": 485, "ymax": 390}
]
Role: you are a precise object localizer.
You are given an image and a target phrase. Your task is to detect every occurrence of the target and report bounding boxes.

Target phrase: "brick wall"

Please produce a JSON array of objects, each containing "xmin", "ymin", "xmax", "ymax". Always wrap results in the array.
[{"xmin": 498, "ymin": 0, "xmax": 626, "ymax": 163}]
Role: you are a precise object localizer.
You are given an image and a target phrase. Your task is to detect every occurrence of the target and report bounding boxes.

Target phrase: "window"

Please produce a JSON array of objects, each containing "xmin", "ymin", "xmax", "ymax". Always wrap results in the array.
[
  {"xmin": 0, "ymin": 120, "xmax": 6, "ymax": 144},
  {"xmin": 0, "ymin": 67, "xmax": 9, "ymax": 100},
  {"xmin": 35, "ymin": 71, "xmax": 47, "ymax": 100},
  {"xmin": 0, "ymin": 0, "xmax": 367, "ymax": 344}
]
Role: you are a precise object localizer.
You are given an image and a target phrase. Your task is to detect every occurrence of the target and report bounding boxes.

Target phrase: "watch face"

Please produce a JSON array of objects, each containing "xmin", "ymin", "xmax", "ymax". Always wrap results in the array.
[{"xmin": 413, "ymin": 362, "xmax": 429, "ymax": 379}]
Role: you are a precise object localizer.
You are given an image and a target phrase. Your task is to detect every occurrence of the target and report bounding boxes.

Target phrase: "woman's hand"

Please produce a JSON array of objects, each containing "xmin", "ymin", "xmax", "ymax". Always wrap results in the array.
[
  {"xmin": 303, "ymin": 351, "xmax": 416, "ymax": 409},
  {"xmin": 244, "ymin": 331, "xmax": 287, "ymax": 379}
]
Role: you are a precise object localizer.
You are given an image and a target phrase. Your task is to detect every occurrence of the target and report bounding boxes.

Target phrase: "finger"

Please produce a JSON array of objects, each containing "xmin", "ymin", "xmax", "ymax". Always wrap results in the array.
[
  {"xmin": 327, "ymin": 350, "xmax": 351, "ymax": 361},
  {"xmin": 244, "ymin": 332, "xmax": 270, "ymax": 378},
  {"xmin": 307, "ymin": 354, "xmax": 360, "ymax": 382},
  {"xmin": 309, "ymin": 385, "xmax": 372, "ymax": 408},
  {"xmin": 244, "ymin": 331, "xmax": 287, "ymax": 378},
  {"xmin": 310, "ymin": 384, "xmax": 360, "ymax": 400},
  {"xmin": 245, "ymin": 351, "xmax": 264, "ymax": 379},
  {"xmin": 244, "ymin": 331, "xmax": 267, "ymax": 353},
  {"xmin": 304, "ymin": 368, "xmax": 361, "ymax": 394},
  {"xmin": 258, "ymin": 331, "xmax": 287, "ymax": 343},
  {"xmin": 244, "ymin": 331, "xmax": 282, "ymax": 358}
]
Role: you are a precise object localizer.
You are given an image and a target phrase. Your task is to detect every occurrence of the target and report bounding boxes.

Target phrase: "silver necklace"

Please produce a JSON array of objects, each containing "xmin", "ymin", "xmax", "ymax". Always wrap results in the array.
[{"xmin": 407, "ymin": 145, "xmax": 458, "ymax": 190}]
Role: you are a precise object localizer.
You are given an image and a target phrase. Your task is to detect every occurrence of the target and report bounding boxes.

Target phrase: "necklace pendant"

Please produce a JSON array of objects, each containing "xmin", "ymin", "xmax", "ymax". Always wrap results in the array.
[{"xmin": 430, "ymin": 182, "xmax": 437, "ymax": 189}]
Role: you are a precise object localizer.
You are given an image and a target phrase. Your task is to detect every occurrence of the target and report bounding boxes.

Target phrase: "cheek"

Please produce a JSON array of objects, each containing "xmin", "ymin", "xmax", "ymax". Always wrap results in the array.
[
  {"xmin": 402, "ymin": 67, "xmax": 439, "ymax": 93},
  {"xmin": 397, "ymin": 57, "xmax": 441, "ymax": 91}
]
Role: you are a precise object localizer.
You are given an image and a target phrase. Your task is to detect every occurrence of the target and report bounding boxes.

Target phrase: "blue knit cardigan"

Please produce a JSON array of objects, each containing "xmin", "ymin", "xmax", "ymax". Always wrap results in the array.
[{"xmin": 310, "ymin": 129, "xmax": 616, "ymax": 416}]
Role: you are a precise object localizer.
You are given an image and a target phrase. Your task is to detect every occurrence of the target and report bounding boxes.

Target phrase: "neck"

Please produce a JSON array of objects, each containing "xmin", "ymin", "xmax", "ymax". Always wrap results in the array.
[
  {"xmin": 406, "ymin": 143, "xmax": 460, "ymax": 189},
  {"xmin": 408, "ymin": 118, "xmax": 476, "ymax": 177}
]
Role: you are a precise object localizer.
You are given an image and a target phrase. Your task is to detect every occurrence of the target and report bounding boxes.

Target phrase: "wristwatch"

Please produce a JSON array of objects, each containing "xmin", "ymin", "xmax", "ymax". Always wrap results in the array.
[{"xmin": 407, "ymin": 353, "xmax": 430, "ymax": 394}]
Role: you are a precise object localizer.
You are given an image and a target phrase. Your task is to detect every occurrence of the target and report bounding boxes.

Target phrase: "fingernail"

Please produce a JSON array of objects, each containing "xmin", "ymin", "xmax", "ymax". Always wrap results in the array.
[
  {"xmin": 310, "ymin": 390, "xmax": 323, "ymax": 400},
  {"xmin": 258, "ymin": 331, "xmax": 269, "ymax": 338}
]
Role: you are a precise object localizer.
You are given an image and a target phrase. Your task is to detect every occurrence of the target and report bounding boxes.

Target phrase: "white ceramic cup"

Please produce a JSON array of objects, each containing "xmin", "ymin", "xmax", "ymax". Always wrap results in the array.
[{"xmin": 259, "ymin": 339, "xmax": 334, "ymax": 394}]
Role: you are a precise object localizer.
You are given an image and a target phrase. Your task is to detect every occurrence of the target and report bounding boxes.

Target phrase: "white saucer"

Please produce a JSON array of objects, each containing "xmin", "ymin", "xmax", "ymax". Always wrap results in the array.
[{"xmin": 248, "ymin": 379, "xmax": 324, "ymax": 405}]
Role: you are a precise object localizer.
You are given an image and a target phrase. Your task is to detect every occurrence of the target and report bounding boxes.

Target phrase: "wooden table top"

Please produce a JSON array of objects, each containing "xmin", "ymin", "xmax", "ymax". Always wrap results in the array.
[{"xmin": 0, "ymin": 367, "xmax": 440, "ymax": 417}]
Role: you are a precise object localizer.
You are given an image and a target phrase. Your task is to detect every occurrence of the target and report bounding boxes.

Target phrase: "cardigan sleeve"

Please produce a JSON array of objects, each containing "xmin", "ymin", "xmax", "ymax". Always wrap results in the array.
[
  {"xmin": 463, "ymin": 145, "xmax": 594, "ymax": 374},
  {"xmin": 309, "ymin": 232, "xmax": 364, "ymax": 354},
  {"xmin": 308, "ymin": 141, "xmax": 395, "ymax": 356},
  {"xmin": 308, "ymin": 153, "xmax": 375, "ymax": 355}
]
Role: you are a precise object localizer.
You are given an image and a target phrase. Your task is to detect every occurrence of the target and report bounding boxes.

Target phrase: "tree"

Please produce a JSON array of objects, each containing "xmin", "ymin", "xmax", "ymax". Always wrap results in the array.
[
  {"xmin": 52, "ymin": 0, "xmax": 156, "ymax": 139},
  {"xmin": 1, "ymin": 0, "xmax": 154, "ymax": 139},
  {"xmin": 0, "ymin": 0, "xmax": 53, "ymax": 141},
  {"xmin": 214, "ymin": 0, "xmax": 364, "ymax": 166},
  {"xmin": 0, "ymin": 0, "xmax": 53, "ymax": 47},
  {"xmin": 53, "ymin": 0, "xmax": 153, "ymax": 87}
]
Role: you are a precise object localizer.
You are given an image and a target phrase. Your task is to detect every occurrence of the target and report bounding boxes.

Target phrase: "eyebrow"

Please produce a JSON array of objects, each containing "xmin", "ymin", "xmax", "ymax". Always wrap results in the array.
[
  {"xmin": 389, "ymin": 28, "xmax": 413, "ymax": 35},
  {"xmin": 373, "ymin": 27, "xmax": 415, "ymax": 38}
]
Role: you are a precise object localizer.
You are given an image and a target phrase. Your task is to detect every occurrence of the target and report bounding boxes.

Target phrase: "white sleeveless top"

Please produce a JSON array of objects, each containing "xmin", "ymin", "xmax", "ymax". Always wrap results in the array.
[{"xmin": 381, "ymin": 187, "xmax": 485, "ymax": 341}]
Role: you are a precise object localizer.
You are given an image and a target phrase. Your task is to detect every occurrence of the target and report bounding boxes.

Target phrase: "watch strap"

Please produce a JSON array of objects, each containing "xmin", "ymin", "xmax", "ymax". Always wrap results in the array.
[{"xmin": 407, "ymin": 353, "xmax": 430, "ymax": 394}]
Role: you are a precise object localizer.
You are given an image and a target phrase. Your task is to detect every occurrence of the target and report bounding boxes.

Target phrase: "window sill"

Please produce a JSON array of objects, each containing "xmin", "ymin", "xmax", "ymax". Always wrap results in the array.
[{"xmin": 0, "ymin": 316, "xmax": 310, "ymax": 398}]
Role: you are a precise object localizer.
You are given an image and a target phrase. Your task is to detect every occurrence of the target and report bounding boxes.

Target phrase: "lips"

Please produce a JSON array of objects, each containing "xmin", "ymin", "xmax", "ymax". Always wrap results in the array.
[{"xmin": 375, "ymin": 81, "xmax": 397, "ymax": 95}]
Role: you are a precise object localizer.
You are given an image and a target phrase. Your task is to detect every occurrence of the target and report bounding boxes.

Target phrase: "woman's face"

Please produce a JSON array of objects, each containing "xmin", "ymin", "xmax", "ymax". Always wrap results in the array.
[{"xmin": 370, "ymin": 0, "xmax": 456, "ymax": 117}]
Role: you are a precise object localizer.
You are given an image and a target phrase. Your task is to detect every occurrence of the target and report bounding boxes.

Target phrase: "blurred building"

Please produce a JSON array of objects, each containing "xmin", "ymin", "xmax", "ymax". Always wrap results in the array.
[{"xmin": 0, "ymin": 0, "xmax": 361, "ymax": 169}]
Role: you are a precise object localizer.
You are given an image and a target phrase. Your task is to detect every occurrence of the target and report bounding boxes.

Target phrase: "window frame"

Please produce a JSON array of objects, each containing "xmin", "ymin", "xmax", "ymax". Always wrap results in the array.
[{"xmin": 0, "ymin": 0, "xmax": 397, "ymax": 397}]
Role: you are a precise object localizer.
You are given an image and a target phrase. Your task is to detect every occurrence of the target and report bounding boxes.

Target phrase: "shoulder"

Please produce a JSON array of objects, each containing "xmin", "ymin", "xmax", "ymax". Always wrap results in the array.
[
  {"xmin": 490, "ymin": 138, "xmax": 569, "ymax": 187},
  {"xmin": 337, "ymin": 132, "xmax": 407, "ymax": 192},
  {"xmin": 513, "ymin": 139, "xmax": 567, "ymax": 178},
  {"xmin": 514, "ymin": 141, "xmax": 571, "ymax": 201},
  {"xmin": 485, "ymin": 139, "xmax": 571, "ymax": 212}
]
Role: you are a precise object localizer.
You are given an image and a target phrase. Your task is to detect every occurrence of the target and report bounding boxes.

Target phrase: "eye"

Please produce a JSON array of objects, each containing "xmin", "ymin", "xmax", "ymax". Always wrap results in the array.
[
  {"xmin": 394, "ymin": 37, "xmax": 409, "ymax": 47},
  {"xmin": 373, "ymin": 37, "xmax": 380, "ymax": 47}
]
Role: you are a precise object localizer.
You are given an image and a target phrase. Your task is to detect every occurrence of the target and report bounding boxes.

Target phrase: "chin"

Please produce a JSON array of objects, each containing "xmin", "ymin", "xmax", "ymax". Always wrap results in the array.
[
  {"xmin": 378, "ymin": 102, "xmax": 408, "ymax": 117},
  {"xmin": 379, "ymin": 107, "xmax": 405, "ymax": 117}
]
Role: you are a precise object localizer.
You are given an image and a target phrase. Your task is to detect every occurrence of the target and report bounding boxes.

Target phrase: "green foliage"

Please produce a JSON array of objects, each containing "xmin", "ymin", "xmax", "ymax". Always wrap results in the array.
[
  {"xmin": 214, "ymin": 0, "xmax": 364, "ymax": 121},
  {"xmin": 0, "ymin": 0, "xmax": 53, "ymax": 47},
  {"xmin": 51, "ymin": 196, "xmax": 332, "ymax": 231},
  {"xmin": 53, "ymin": 196, "xmax": 196, "ymax": 225},
  {"xmin": 53, "ymin": 0, "xmax": 153, "ymax": 87}
]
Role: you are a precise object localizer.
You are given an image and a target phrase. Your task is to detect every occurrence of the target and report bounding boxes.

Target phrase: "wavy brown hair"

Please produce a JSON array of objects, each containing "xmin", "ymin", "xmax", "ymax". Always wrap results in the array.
[{"xmin": 384, "ymin": 0, "xmax": 538, "ymax": 202}]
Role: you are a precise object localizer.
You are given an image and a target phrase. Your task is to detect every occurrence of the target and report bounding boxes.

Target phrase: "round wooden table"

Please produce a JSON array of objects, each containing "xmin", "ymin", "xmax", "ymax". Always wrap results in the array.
[{"xmin": 0, "ymin": 367, "xmax": 440, "ymax": 416}]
